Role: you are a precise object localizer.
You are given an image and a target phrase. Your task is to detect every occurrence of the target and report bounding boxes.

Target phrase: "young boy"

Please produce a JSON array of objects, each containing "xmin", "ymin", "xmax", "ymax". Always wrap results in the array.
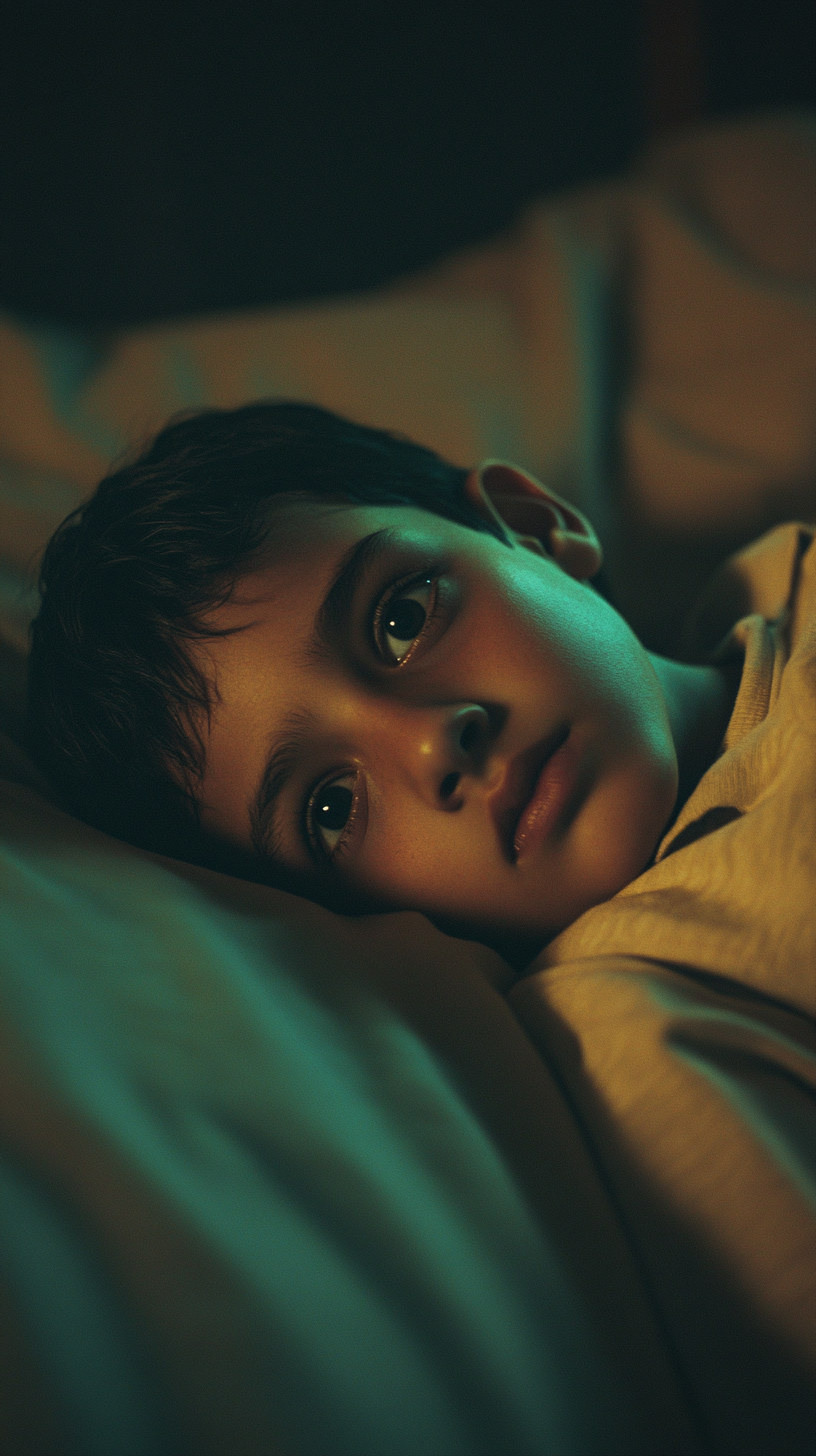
[{"xmin": 26, "ymin": 399, "xmax": 809, "ymax": 966}]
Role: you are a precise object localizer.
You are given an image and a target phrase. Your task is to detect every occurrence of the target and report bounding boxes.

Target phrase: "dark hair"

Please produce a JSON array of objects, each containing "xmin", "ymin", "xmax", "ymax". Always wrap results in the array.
[{"xmin": 27, "ymin": 400, "xmax": 504, "ymax": 865}]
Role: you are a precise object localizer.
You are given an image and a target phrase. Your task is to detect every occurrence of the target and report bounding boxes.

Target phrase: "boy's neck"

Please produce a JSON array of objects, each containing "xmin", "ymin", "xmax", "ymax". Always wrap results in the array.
[{"xmin": 648, "ymin": 654, "xmax": 741, "ymax": 820}]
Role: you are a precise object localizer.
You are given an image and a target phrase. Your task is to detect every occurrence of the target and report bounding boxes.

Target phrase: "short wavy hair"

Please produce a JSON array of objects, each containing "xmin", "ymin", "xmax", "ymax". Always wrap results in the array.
[{"xmin": 27, "ymin": 400, "xmax": 504, "ymax": 867}]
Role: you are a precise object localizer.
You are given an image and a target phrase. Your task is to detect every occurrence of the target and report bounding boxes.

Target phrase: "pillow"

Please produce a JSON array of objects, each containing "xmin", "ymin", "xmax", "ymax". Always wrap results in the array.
[{"xmin": 0, "ymin": 772, "xmax": 700, "ymax": 1452}]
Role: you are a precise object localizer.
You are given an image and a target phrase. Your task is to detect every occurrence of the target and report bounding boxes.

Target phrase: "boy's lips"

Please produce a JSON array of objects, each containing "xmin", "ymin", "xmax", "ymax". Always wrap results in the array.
[{"xmin": 489, "ymin": 724, "xmax": 571, "ymax": 863}]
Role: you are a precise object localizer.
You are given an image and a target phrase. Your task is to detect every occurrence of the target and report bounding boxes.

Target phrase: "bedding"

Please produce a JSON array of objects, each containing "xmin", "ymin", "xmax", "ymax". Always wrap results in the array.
[
  {"xmin": 511, "ymin": 521, "xmax": 816, "ymax": 1454},
  {"xmin": 1, "ymin": 112, "xmax": 815, "ymax": 1453},
  {"xmin": 0, "ymin": 778, "xmax": 700, "ymax": 1455}
]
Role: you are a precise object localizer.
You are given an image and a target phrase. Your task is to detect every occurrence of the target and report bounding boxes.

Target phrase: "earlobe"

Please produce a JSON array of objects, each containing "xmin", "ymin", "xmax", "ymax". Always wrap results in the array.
[{"xmin": 463, "ymin": 460, "xmax": 603, "ymax": 580}]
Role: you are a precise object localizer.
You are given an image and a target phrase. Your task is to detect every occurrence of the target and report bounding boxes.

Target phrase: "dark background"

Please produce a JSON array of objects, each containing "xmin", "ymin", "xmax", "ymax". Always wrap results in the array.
[{"xmin": 1, "ymin": 1, "xmax": 813, "ymax": 330}]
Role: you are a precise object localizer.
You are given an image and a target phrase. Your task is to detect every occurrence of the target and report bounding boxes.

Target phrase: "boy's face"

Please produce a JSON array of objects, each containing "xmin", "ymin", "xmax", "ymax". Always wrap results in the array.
[{"xmin": 195, "ymin": 492, "xmax": 677, "ymax": 955}]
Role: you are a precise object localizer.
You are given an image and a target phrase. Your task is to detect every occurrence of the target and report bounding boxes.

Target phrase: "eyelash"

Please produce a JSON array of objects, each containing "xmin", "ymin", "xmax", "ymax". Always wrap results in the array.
[
  {"xmin": 304, "ymin": 769, "xmax": 364, "ymax": 865},
  {"xmin": 371, "ymin": 568, "xmax": 443, "ymax": 666},
  {"xmin": 303, "ymin": 564, "xmax": 446, "ymax": 863}
]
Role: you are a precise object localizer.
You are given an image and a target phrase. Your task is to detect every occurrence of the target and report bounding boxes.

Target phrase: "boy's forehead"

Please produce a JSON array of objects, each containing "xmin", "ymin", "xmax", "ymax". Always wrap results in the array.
[
  {"xmin": 266, "ymin": 497, "xmax": 455, "ymax": 547},
  {"xmin": 236, "ymin": 499, "xmax": 465, "ymax": 594},
  {"xmin": 203, "ymin": 501, "xmax": 466, "ymax": 632}
]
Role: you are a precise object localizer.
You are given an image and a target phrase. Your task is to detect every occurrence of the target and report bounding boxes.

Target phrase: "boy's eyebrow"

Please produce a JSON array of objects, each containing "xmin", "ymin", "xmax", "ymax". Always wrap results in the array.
[
  {"xmin": 250, "ymin": 527, "xmax": 396, "ymax": 857},
  {"xmin": 309, "ymin": 526, "xmax": 398, "ymax": 665},
  {"xmin": 249, "ymin": 706, "xmax": 318, "ymax": 859}
]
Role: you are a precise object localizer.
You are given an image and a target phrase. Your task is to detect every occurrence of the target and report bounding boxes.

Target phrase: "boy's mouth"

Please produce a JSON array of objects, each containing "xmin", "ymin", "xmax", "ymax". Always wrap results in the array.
[{"xmin": 490, "ymin": 724, "xmax": 571, "ymax": 863}]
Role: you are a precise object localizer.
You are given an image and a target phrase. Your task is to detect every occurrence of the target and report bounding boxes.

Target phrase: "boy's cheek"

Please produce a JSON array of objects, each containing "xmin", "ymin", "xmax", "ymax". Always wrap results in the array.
[
  {"xmin": 582, "ymin": 735, "xmax": 677, "ymax": 892},
  {"xmin": 347, "ymin": 808, "xmax": 507, "ymax": 923}
]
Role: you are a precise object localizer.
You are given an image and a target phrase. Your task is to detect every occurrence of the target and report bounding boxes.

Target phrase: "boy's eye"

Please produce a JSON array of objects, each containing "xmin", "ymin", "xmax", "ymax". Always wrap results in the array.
[
  {"xmin": 307, "ymin": 772, "xmax": 357, "ymax": 856},
  {"xmin": 374, "ymin": 576, "xmax": 435, "ymax": 664}
]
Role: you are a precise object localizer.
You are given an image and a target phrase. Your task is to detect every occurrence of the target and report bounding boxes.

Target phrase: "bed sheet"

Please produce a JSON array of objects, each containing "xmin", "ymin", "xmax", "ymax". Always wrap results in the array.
[{"xmin": 0, "ymin": 776, "xmax": 701, "ymax": 1455}]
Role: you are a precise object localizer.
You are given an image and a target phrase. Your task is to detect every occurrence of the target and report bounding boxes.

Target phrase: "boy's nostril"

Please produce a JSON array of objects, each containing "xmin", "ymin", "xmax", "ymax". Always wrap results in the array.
[
  {"xmin": 459, "ymin": 719, "xmax": 480, "ymax": 755},
  {"xmin": 440, "ymin": 771, "xmax": 460, "ymax": 800}
]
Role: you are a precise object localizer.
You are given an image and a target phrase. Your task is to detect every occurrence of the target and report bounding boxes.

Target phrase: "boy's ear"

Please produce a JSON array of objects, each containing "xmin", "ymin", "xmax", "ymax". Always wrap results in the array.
[{"xmin": 463, "ymin": 460, "xmax": 602, "ymax": 580}]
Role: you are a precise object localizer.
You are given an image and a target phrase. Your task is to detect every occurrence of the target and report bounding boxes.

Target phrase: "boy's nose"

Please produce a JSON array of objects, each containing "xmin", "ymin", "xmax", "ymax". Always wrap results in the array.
[{"xmin": 390, "ymin": 703, "xmax": 494, "ymax": 808}]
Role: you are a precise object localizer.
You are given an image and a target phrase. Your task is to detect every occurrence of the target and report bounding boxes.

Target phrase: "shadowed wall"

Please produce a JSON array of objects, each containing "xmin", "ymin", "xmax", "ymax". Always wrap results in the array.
[{"xmin": 1, "ymin": 1, "xmax": 812, "ymax": 330}]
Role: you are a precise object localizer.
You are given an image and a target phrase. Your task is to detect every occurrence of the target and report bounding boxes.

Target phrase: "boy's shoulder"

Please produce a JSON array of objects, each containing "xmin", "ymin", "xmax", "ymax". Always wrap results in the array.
[
  {"xmin": 679, "ymin": 520, "xmax": 816, "ymax": 661},
  {"xmin": 526, "ymin": 521, "xmax": 816, "ymax": 1009},
  {"xmin": 508, "ymin": 525, "xmax": 816, "ymax": 1425}
]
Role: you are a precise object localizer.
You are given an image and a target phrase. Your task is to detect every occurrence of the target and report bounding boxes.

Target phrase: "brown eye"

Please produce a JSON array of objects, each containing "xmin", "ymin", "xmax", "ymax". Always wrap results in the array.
[
  {"xmin": 375, "ymin": 577, "xmax": 434, "ymax": 664},
  {"xmin": 307, "ymin": 772, "xmax": 356, "ymax": 856}
]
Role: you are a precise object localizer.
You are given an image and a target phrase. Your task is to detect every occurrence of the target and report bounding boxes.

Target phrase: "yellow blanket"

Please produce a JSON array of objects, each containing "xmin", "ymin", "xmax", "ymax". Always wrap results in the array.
[{"xmin": 511, "ymin": 524, "xmax": 816, "ymax": 1454}]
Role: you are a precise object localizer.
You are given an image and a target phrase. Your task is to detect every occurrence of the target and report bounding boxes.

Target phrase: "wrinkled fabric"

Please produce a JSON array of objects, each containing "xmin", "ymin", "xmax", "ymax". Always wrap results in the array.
[
  {"xmin": 0, "ymin": 781, "xmax": 704, "ymax": 1455},
  {"xmin": 511, "ymin": 524, "xmax": 816, "ymax": 1455},
  {"xmin": 0, "ymin": 826, "xmax": 654, "ymax": 1456}
]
